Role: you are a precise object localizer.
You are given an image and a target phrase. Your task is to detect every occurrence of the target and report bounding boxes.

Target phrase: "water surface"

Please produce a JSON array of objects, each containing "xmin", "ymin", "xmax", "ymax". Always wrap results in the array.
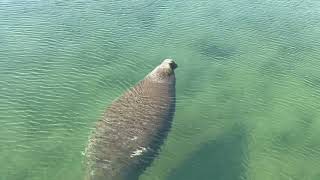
[{"xmin": 1, "ymin": 0, "xmax": 320, "ymax": 180}]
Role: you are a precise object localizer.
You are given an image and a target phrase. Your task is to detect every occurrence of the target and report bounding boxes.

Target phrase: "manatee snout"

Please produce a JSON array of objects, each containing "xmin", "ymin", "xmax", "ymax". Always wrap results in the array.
[{"xmin": 162, "ymin": 59, "xmax": 178, "ymax": 70}]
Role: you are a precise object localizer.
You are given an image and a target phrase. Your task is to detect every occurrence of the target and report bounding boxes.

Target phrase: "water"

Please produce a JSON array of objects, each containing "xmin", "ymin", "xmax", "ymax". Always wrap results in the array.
[{"xmin": 1, "ymin": 0, "xmax": 320, "ymax": 179}]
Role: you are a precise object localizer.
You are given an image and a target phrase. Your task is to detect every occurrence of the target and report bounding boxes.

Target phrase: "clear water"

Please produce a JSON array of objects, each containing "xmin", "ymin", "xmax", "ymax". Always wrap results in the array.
[{"xmin": 1, "ymin": 0, "xmax": 320, "ymax": 180}]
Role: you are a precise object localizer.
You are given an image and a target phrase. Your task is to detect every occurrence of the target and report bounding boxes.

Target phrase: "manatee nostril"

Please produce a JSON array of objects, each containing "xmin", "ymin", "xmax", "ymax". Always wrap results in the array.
[{"xmin": 169, "ymin": 62, "xmax": 178, "ymax": 70}]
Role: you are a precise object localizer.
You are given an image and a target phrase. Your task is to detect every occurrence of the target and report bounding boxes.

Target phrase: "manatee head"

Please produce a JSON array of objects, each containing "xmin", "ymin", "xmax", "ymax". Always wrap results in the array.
[
  {"xmin": 161, "ymin": 59, "xmax": 178, "ymax": 71},
  {"xmin": 147, "ymin": 59, "xmax": 178, "ymax": 83}
]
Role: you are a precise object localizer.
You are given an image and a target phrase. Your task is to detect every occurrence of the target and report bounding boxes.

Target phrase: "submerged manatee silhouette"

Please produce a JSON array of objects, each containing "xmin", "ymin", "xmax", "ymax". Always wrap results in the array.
[{"xmin": 85, "ymin": 59, "xmax": 178, "ymax": 180}]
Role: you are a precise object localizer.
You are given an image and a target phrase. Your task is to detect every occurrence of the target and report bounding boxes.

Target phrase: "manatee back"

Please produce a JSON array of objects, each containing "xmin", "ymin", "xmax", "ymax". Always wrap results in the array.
[{"xmin": 85, "ymin": 74, "xmax": 176, "ymax": 180}]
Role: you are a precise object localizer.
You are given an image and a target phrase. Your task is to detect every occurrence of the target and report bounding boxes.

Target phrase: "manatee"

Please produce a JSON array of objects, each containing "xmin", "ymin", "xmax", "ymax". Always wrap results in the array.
[{"xmin": 85, "ymin": 59, "xmax": 178, "ymax": 180}]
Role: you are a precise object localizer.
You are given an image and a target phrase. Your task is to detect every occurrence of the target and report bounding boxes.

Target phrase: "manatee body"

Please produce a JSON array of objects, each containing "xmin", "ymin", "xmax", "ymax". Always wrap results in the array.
[{"xmin": 85, "ymin": 59, "xmax": 178, "ymax": 180}]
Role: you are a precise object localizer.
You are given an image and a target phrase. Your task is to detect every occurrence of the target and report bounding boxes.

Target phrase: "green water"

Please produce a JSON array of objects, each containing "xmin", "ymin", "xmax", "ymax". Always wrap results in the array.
[{"xmin": 1, "ymin": 0, "xmax": 320, "ymax": 180}]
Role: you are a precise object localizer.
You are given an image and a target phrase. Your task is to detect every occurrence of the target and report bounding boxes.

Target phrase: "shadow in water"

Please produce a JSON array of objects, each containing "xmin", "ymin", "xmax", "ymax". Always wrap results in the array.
[
  {"xmin": 197, "ymin": 40, "xmax": 236, "ymax": 60},
  {"xmin": 168, "ymin": 125, "xmax": 247, "ymax": 180}
]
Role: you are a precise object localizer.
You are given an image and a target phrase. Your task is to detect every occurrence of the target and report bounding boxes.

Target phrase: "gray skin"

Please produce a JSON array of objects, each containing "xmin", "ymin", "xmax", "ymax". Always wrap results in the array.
[{"xmin": 85, "ymin": 59, "xmax": 178, "ymax": 180}]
